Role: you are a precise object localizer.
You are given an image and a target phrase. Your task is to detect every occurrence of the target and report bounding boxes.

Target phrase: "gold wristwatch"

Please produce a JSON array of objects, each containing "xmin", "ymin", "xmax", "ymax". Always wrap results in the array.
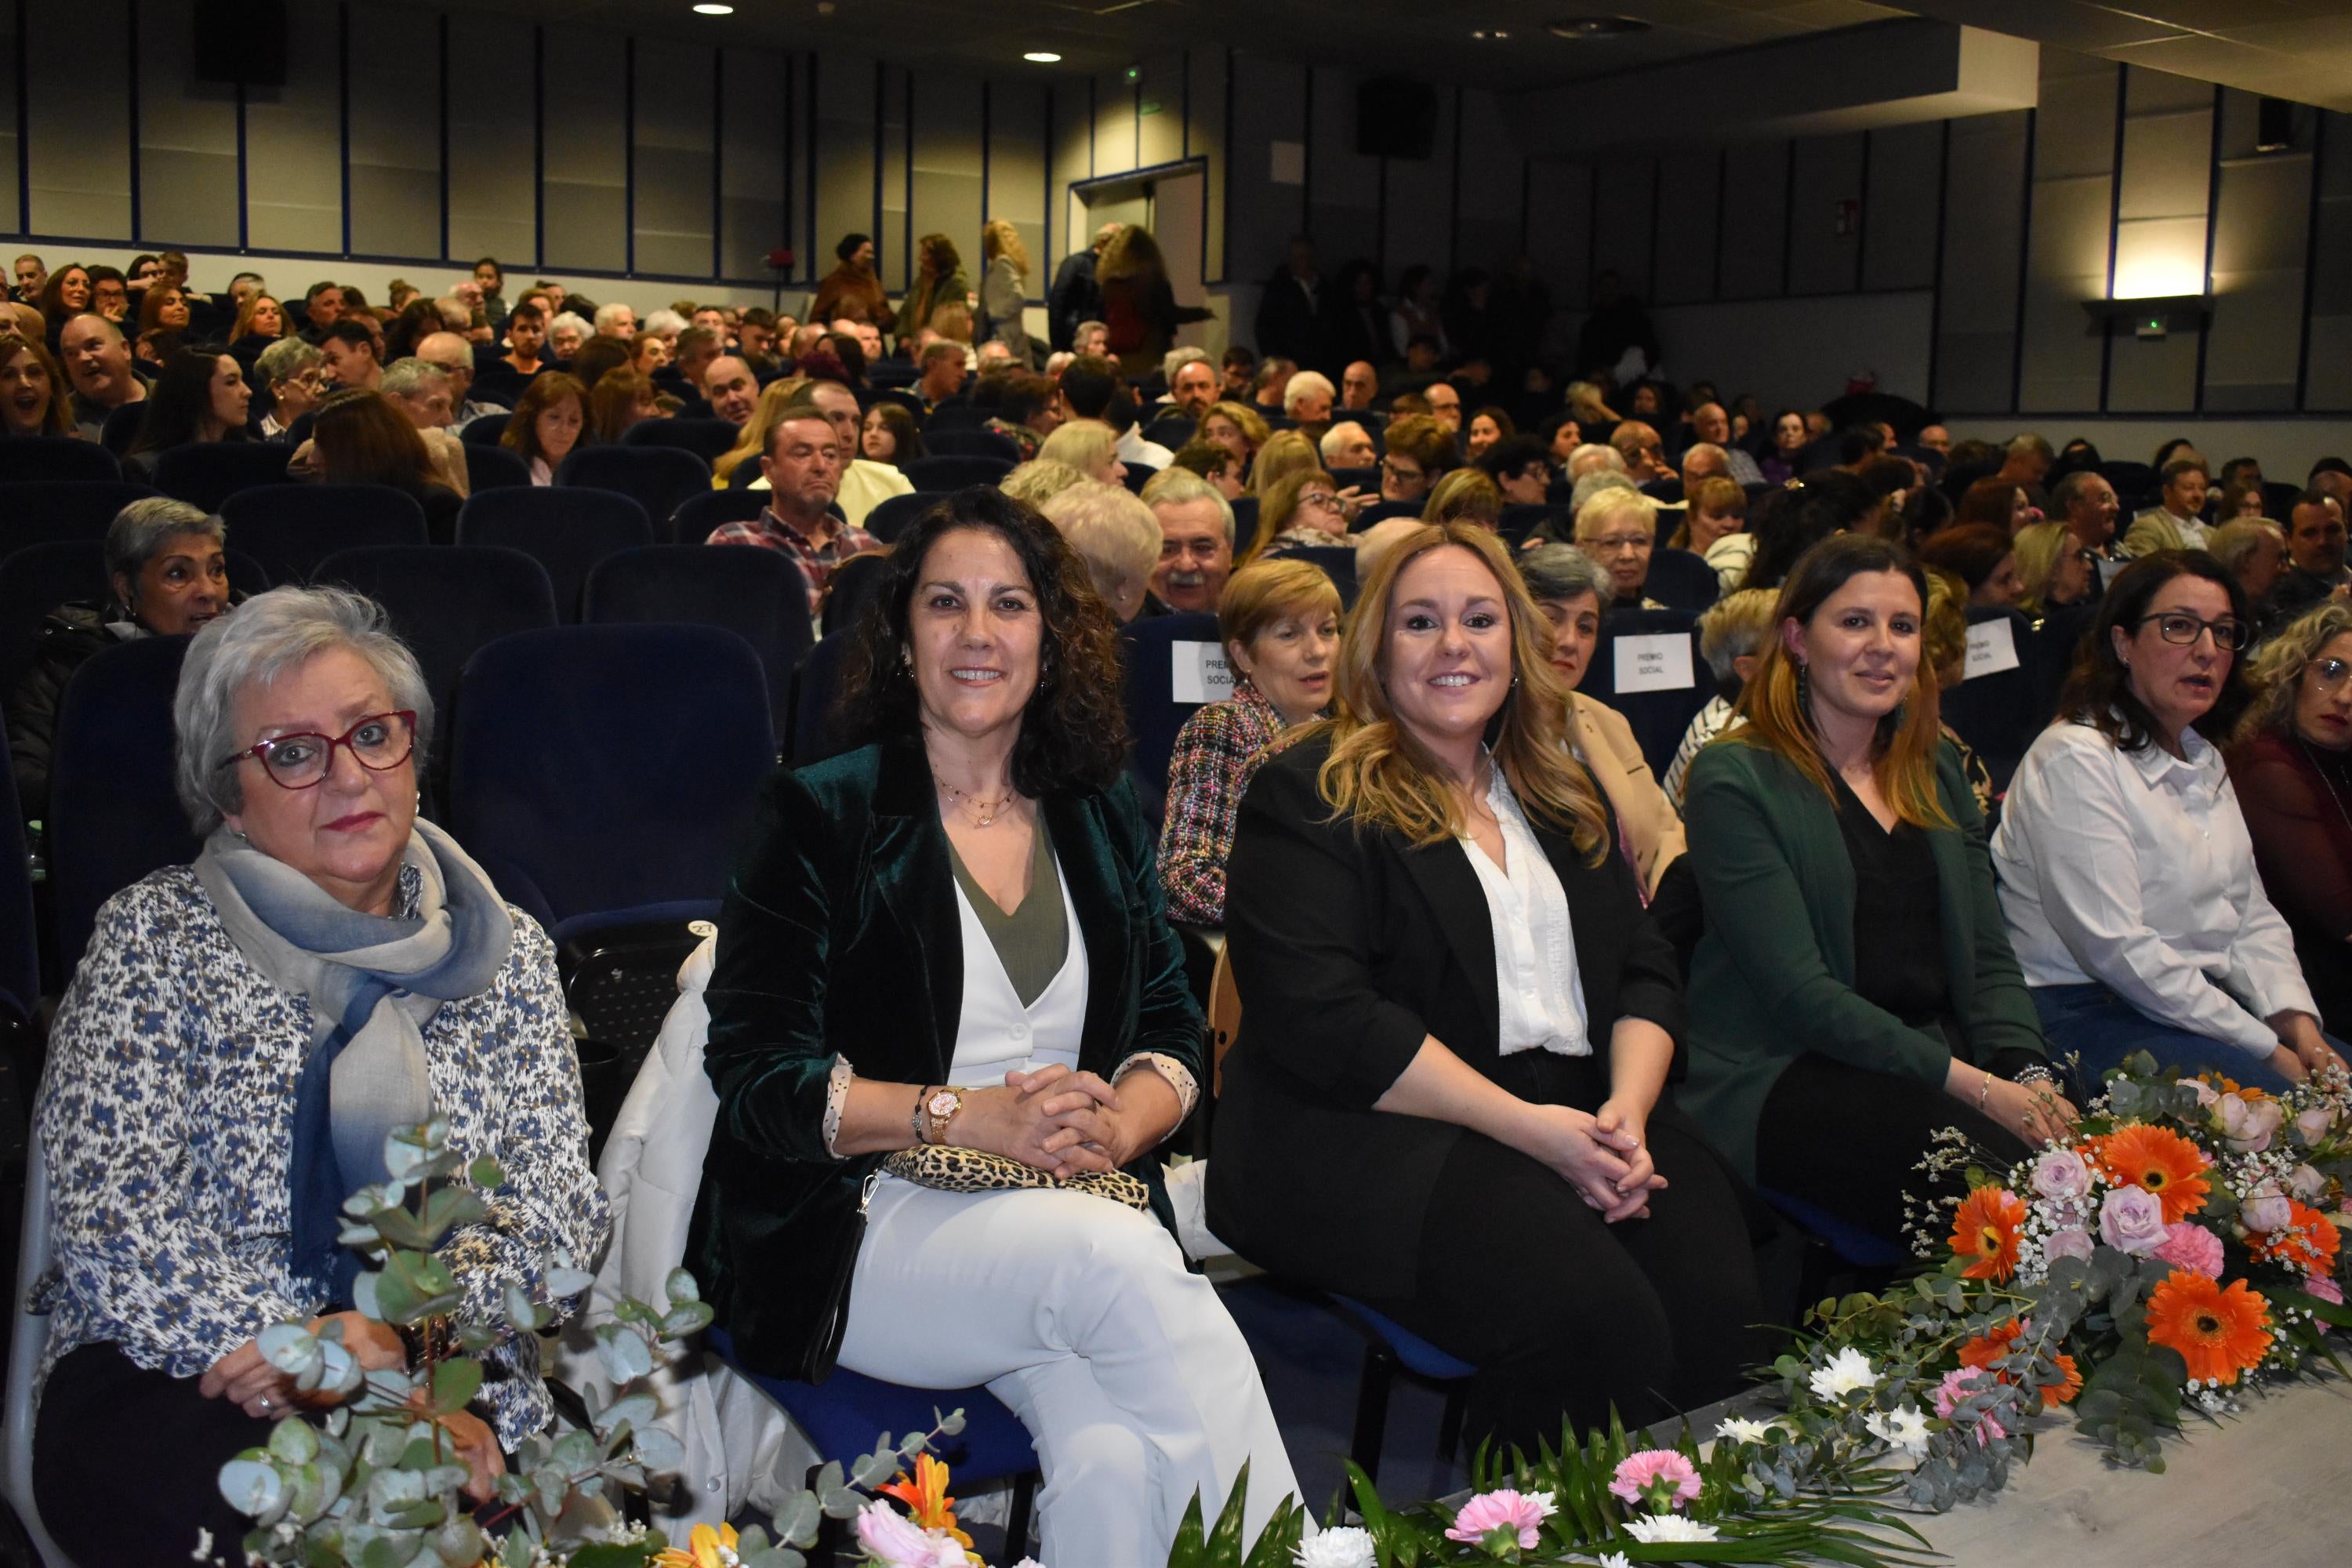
[{"xmin": 920, "ymin": 1086, "xmax": 966, "ymax": 1145}]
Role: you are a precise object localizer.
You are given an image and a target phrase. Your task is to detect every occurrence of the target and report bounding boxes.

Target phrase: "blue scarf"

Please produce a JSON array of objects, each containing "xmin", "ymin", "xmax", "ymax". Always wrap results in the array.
[{"xmin": 194, "ymin": 818, "xmax": 514, "ymax": 1302}]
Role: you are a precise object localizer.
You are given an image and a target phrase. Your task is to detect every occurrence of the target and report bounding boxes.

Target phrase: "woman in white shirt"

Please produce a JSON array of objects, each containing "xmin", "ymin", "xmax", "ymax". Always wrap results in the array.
[
  {"xmin": 1993, "ymin": 551, "xmax": 2348, "ymax": 1094},
  {"xmin": 1210, "ymin": 521, "xmax": 1765, "ymax": 1458}
]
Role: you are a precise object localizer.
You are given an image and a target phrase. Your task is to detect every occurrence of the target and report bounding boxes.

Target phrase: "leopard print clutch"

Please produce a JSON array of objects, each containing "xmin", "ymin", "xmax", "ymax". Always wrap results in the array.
[{"xmin": 882, "ymin": 1144, "xmax": 1151, "ymax": 1210}]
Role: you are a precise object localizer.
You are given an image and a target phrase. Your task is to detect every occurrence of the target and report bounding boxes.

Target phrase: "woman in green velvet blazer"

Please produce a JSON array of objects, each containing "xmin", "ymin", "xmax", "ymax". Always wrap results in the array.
[
  {"xmin": 682, "ymin": 490, "xmax": 1298, "ymax": 1566},
  {"xmin": 1676, "ymin": 535, "xmax": 2075, "ymax": 1243}
]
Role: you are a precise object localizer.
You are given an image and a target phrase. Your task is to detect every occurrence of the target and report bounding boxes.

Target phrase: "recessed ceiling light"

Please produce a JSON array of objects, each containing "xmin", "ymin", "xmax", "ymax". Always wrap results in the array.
[
  {"xmin": 1472, "ymin": 29, "xmax": 1512, "ymax": 40},
  {"xmin": 1547, "ymin": 16, "xmax": 1650, "ymax": 38},
  {"xmin": 691, "ymin": 3, "xmax": 734, "ymax": 14},
  {"xmin": 1024, "ymin": 50, "xmax": 1063, "ymax": 64}
]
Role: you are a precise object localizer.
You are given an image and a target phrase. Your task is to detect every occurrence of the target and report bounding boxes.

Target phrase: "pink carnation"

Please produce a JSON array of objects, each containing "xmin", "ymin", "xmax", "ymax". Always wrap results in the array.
[
  {"xmin": 2308, "ymin": 1274, "xmax": 2345, "ymax": 1307},
  {"xmin": 2043, "ymin": 1228, "xmax": 2095, "ymax": 1265},
  {"xmin": 1608, "ymin": 1449, "xmax": 1701, "ymax": 1512},
  {"xmin": 854, "ymin": 1502, "xmax": 965, "ymax": 1568},
  {"xmin": 1933, "ymin": 1368, "xmax": 2008, "ymax": 1446},
  {"xmin": 2152, "ymin": 1220, "xmax": 2225, "ymax": 1279},
  {"xmin": 1445, "ymin": 1488, "xmax": 1556, "ymax": 1550}
]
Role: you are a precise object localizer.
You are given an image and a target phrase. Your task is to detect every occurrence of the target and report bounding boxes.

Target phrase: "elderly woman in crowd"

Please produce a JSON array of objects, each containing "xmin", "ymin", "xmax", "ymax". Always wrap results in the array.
[
  {"xmin": 2229, "ymin": 602, "xmax": 2352, "ymax": 1038},
  {"xmin": 255, "ymin": 337, "xmax": 328, "ymax": 441},
  {"xmin": 1157, "ymin": 557, "xmax": 1341, "ymax": 925},
  {"xmin": 9, "ymin": 498, "xmax": 234, "ymax": 819},
  {"xmin": 0, "ymin": 331, "xmax": 74, "ymax": 437},
  {"xmin": 1663, "ymin": 587, "xmax": 1778, "ymax": 801},
  {"xmin": 1197, "ymin": 401, "xmax": 1269, "ymax": 475},
  {"xmin": 31, "ymin": 586, "xmax": 608, "ymax": 1563},
  {"xmin": 688, "ymin": 490, "xmax": 1298, "ymax": 1567},
  {"xmin": 1994, "ymin": 551, "xmax": 2347, "ymax": 1094},
  {"xmin": 1040, "ymin": 479, "xmax": 1162, "ymax": 624},
  {"xmin": 2011, "ymin": 520, "xmax": 2097, "ymax": 622},
  {"xmin": 1573, "ymin": 486, "xmax": 1666, "ymax": 610},
  {"xmin": 501, "ymin": 371, "xmax": 589, "ymax": 485},
  {"xmin": 1240, "ymin": 467, "xmax": 1349, "ymax": 563},
  {"xmin": 1037, "ymin": 418, "xmax": 1129, "ymax": 488},
  {"xmin": 1680, "ymin": 535, "xmax": 2071, "ymax": 1247},
  {"xmin": 1519, "ymin": 546, "xmax": 1686, "ymax": 897},
  {"xmin": 1210, "ymin": 521, "xmax": 1765, "ymax": 1455}
]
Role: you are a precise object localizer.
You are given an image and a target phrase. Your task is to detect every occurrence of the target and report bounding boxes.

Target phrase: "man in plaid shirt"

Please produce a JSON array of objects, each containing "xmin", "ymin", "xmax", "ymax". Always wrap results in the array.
[{"xmin": 704, "ymin": 405, "xmax": 880, "ymax": 617}]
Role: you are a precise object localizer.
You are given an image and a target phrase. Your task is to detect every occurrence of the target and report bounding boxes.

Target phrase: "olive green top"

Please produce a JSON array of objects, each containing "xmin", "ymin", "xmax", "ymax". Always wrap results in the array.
[{"xmin": 948, "ymin": 818, "xmax": 1069, "ymax": 1007}]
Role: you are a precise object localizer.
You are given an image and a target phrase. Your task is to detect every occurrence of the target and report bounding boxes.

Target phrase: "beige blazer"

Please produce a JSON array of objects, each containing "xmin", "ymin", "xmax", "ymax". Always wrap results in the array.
[{"xmin": 1566, "ymin": 690, "xmax": 1686, "ymax": 898}]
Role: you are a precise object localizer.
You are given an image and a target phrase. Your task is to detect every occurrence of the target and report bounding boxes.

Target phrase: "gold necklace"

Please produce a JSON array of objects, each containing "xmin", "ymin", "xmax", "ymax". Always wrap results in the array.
[{"xmin": 934, "ymin": 772, "xmax": 1017, "ymax": 829}]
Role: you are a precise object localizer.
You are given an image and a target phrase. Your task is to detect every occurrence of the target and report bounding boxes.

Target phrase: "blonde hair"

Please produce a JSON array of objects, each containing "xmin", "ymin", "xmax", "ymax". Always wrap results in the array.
[
  {"xmin": 1000, "ymin": 459, "xmax": 1090, "ymax": 507},
  {"xmin": 1573, "ymin": 485, "xmax": 1657, "ymax": 543},
  {"xmin": 1670, "ymin": 476, "xmax": 1746, "ymax": 550},
  {"xmin": 1037, "ymin": 419, "xmax": 1119, "ymax": 478},
  {"xmin": 2010, "ymin": 521, "xmax": 2077, "ymax": 617},
  {"xmin": 1316, "ymin": 522, "xmax": 1610, "ymax": 855},
  {"xmin": 1423, "ymin": 468, "xmax": 1501, "ymax": 528},
  {"xmin": 1219, "ymin": 557, "xmax": 1342, "ymax": 653},
  {"xmin": 713, "ymin": 376, "xmax": 813, "ymax": 480},
  {"xmin": 1250, "ymin": 430, "xmax": 1320, "ymax": 497},
  {"xmin": 1041, "ymin": 481, "xmax": 1161, "ymax": 616},
  {"xmin": 1201, "ymin": 401, "xmax": 1270, "ymax": 453},
  {"xmin": 1243, "ymin": 467, "xmax": 1339, "ymax": 563},
  {"xmin": 1921, "ymin": 566, "xmax": 1970, "ymax": 686},
  {"xmin": 2236, "ymin": 601, "xmax": 2352, "ymax": 745},
  {"xmin": 982, "ymin": 220, "xmax": 1032, "ymax": 279}
]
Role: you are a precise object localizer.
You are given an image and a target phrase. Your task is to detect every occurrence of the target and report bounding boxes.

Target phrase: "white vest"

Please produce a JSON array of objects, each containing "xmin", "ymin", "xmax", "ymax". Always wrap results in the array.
[{"xmin": 946, "ymin": 852, "xmax": 1088, "ymax": 1085}]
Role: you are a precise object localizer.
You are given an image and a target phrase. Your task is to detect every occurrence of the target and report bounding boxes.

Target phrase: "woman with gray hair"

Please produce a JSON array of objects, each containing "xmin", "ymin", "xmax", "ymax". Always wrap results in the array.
[
  {"xmin": 9, "ymin": 497, "xmax": 235, "ymax": 820},
  {"xmin": 1041, "ymin": 478, "xmax": 1163, "ymax": 622},
  {"xmin": 30, "ymin": 586, "xmax": 608, "ymax": 1563},
  {"xmin": 1518, "ymin": 543, "xmax": 1686, "ymax": 897},
  {"xmin": 1661, "ymin": 587, "xmax": 1779, "ymax": 802},
  {"xmin": 254, "ymin": 334, "xmax": 327, "ymax": 441}
]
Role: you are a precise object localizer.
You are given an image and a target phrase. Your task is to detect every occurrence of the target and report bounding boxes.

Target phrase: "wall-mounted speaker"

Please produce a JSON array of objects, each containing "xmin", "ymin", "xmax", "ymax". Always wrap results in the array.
[
  {"xmin": 2255, "ymin": 96, "xmax": 2293, "ymax": 154},
  {"xmin": 194, "ymin": 0, "xmax": 289, "ymax": 89},
  {"xmin": 1356, "ymin": 78, "xmax": 1439, "ymax": 162}
]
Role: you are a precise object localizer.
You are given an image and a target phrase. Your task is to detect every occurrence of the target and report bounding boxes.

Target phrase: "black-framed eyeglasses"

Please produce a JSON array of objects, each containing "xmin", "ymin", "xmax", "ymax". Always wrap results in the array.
[
  {"xmin": 2135, "ymin": 612, "xmax": 2250, "ymax": 652},
  {"xmin": 216, "ymin": 711, "xmax": 417, "ymax": 789},
  {"xmin": 1381, "ymin": 460, "xmax": 1423, "ymax": 484},
  {"xmin": 1298, "ymin": 490, "xmax": 1341, "ymax": 510},
  {"xmin": 2310, "ymin": 655, "xmax": 2352, "ymax": 692}
]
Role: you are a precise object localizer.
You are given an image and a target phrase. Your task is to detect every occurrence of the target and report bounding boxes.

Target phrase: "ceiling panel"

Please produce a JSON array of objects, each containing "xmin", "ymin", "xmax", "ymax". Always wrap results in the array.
[{"xmin": 1900, "ymin": 2, "xmax": 2352, "ymax": 109}]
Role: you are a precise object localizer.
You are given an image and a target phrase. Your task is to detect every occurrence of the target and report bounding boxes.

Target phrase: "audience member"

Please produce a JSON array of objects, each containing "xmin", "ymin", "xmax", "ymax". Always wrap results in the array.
[
  {"xmin": 2124, "ymin": 456, "xmax": 2214, "ymax": 554},
  {"xmin": 914, "ymin": 339, "xmax": 967, "ymax": 409},
  {"xmin": 1681, "ymin": 535, "xmax": 2069, "ymax": 1244},
  {"xmin": 2209, "ymin": 518, "xmax": 2291, "ymax": 629},
  {"xmin": 859, "ymin": 401, "xmax": 924, "ymax": 470},
  {"xmin": 1918, "ymin": 568, "xmax": 1998, "ymax": 816},
  {"xmin": 1422, "ymin": 380, "xmax": 1462, "ymax": 433},
  {"xmin": 1198, "ymin": 401, "xmax": 1269, "ymax": 474},
  {"xmin": 307, "ymin": 389, "xmax": 463, "ymax": 543},
  {"xmin": 37, "ymin": 264, "xmax": 93, "ymax": 342},
  {"xmin": 1170, "ymin": 437, "xmax": 1247, "ymax": 500},
  {"xmin": 1744, "ymin": 470, "xmax": 1875, "ymax": 593},
  {"xmin": 1573, "ymin": 488, "xmax": 1664, "ymax": 610},
  {"xmin": 998, "ymin": 458, "xmax": 1089, "ymax": 510},
  {"xmin": 1037, "ymin": 419, "xmax": 1128, "ymax": 488},
  {"xmin": 2050, "ymin": 468, "xmax": 2126, "ymax": 588},
  {"xmin": 9, "ymin": 498, "xmax": 232, "ymax": 819},
  {"xmin": 1421, "ymin": 467, "xmax": 1502, "ymax": 531},
  {"xmin": 1241, "ymin": 467, "xmax": 1348, "ymax": 562},
  {"xmin": 58, "ymin": 313, "xmax": 149, "ymax": 438},
  {"xmin": 1992, "ymin": 551, "xmax": 2343, "ymax": 1094},
  {"xmin": 1917, "ymin": 524, "xmax": 2024, "ymax": 610},
  {"xmin": 1688, "ymin": 401, "xmax": 1764, "ymax": 485},
  {"xmin": 1997, "ymin": 433, "xmax": 2055, "ymax": 491},
  {"xmin": 1954, "ymin": 477, "xmax": 2032, "ymax": 535},
  {"xmin": 1339, "ymin": 358, "xmax": 1379, "ymax": 412},
  {"xmin": 894, "ymin": 233, "xmax": 971, "ymax": 346},
  {"xmin": 1158, "ymin": 557, "xmax": 1339, "ymax": 925},
  {"xmin": 2011, "ymin": 521, "xmax": 2096, "ymax": 621},
  {"xmin": 808, "ymin": 234, "xmax": 891, "ymax": 333},
  {"xmin": 1379, "ymin": 415, "xmax": 1450, "ymax": 505},
  {"xmin": 593, "ymin": 300, "xmax": 640, "ymax": 341},
  {"xmin": 1463, "ymin": 407, "xmax": 1513, "ymax": 459},
  {"xmin": 1662, "ymin": 587, "xmax": 1777, "ymax": 801},
  {"xmin": 1475, "ymin": 434, "xmax": 1550, "ymax": 508},
  {"xmin": 1142, "ymin": 467, "xmax": 1235, "ymax": 615},
  {"xmin": 704, "ymin": 407, "xmax": 877, "ymax": 617},
  {"xmin": 1247, "ymin": 430, "xmax": 1319, "ymax": 499},
  {"xmin": 1211, "ymin": 519, "xmax": 1765, "ymax": 1454},
  {"xmin": 0, "ymin": 331, "xmax": 74, "ymax": 437},
  {"xmin": 985, "ymin": 372, "xmax": 1062, "ymax": 461},
  {"xmin": 121, "ymin": 350, "xmax": 253, "ymax": 484},
  {"xmin": 978, "ymin": 219, "xmax": 1033, "ymax": 363},
  {"xmin": 226, "ymin": 293, "xmax": 286, "ymax": 370},
  {"xmin": 2270, "ymin": 490, "xmax": 2350, "ymax": 620},
  {"xmin": 1520, "ymin": 545, "xmax": 1686, "ymax": 895},
  {"xmin": 252, "ymin": 338, "xmax": 325, "ymax": 441},
  {"xmin": 30, "ymin": 586, "xmax": 606, "ymax": 1563},
  {"xmin": 1282, "ymin": 370, "xmax": 1334, "ymax": 429},
  {"xmin": 588, "ymin": 370, "xmax": 659, "ymax": 445},
  {"xmin": 12, "ymin": 252, "xmax": 46, "ymax": 303},
  {"xmin": 1610, "ymin": 421, "xmax": 1670, "ymax": 486},
  {"xmin": 316, "ymin": 320, "xmax": 383, "ymax": 393},
  {"xmin": 1757, "ymin": 409, "xmax": 1808, "ymax": 485},
  {"xmin": 688, "ymin": 489, "xmax": 1294, "ymax": 1563},
  {"xmin": 1320, "ymin": 420, "xmax": 1377, "ymax": 474},
  {"xmin": 697, "ymin": 355, "xmax": 760, "ymax": 429},
  {"xmin": 2218, "ymin": 477, "xmax": 2270, "ymax": 522},
  {"xmin": 1672, "ymin": 475, "xmax": 1753, "ymax": 592},
  {"xmin": 1040, "ymin": 480, "xmax": 1162, "ymax": 623},
  {"xmin": 499, "ymin": 372, "xmax": 589, "ymax": 486},
  {"xmin": 2229, "ymin": 602, "xmax": 2352, "ymax": 1037},
  {"xmin": 546, "ymin": 310, "xmax": 590, "ymax": 361},
  {"xmin": 1048, "ymin": 222, "xmax": 1119, "ymax": 352}
]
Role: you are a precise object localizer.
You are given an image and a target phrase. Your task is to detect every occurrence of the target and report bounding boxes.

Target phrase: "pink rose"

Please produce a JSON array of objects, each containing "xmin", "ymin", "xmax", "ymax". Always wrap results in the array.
[
  {"xmin": 2220, "ymin": 1094, "xmax": 2285, "ymax": 1153},
  {"xmin": 2151, "ymin": 1221, "xmax": 2225, "ymax": 1279},
  {"xmin": 2044, "ymin": 1228, "xmax": 2095, "ymax": 1265},
  {"xmin": 2307, "ymin": 1275, "xmax": 2345, "ymax": 1306},
  {"xmin": 2288, "ymin": 1163, "xmax": 2327, "ymax": 1203},
  {"xmin": 2098, "ymin": 1185, "xmax": 2168, "ymax": 1256},
  {"xmin": 1445, "ymin": 1488, "xmax": 1556, "ymax": 1551},
  {"xmin": 1609, "ymin": 1450, "xmax": 1701, "ymax": 1512},
  {"xmin": 2241, "ymin": 1184, "xmax": 2294, "ymax": 1235},
  {"xmin": 2031, "ymin": 1149, "xmax": 2092, "ymax": 1205},
  {"xmin": 854, "ymin": 1502, "xmax": 964, "ymax": 1568},
  {"xmin": 1933, "ymin": 1368, "xmax": 2007, "ymax": 1446},
  {"xmin": 2294, "ymin": 1107, "xmax": 2333, "ymax": 1147},
  {"xmin": 2185, "ymin": 1079, "xmax": 2220, "ymax": 1109}
]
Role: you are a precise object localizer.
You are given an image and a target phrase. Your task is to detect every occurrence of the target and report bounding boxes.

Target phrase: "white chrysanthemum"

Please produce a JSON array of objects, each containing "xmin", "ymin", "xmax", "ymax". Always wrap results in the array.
[
  {"xmin": 1294, "ymin": 1526, "xmax": 1377, "ymax": 1568},
  {"xmin": 1623, "ymin": 1514, "xmax": 1722, "ymax": 1544},
  {"xmin": 1600, "ymin": 1554, "xmax": 1632, "ymax": 1568},
  {"xmin": 1864, "ymin": 1405, "xmax": 1932, "ymax": 1456},
  {"xmin": 1715, "ymin": 1415, "xmax": 1780, "ymax": 1445},
  {"xmin": 1808, "ymin": 1346, "xmax": 1878, "ymax": 1399}
]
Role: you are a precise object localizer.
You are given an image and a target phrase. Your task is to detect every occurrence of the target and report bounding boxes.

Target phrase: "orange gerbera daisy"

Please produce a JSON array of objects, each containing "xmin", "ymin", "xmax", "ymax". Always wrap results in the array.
[
  {"xmin": 2089, "ymin": 1124, "xmax": 2212, "ymax": 1223},
  {"xmin": 2039, "ymin": 1353, "xmax": 2082, "ymax": 1406},
  {"xmin": 1958, "ymin": 1318, "xmax": 2024, "ymax": 1371},
  {"xmin": 879, "ymin": 1454, "xmax": 975, "ymax": 1554},
  {"xmin": 2146, "ymin": 1269, "xmax": 2273, "ymax": 1386},
  {"xmin": 2250, "ymin": 1200, "xmax": 2342, "ymax": 1278},
  {"xmin": 1950, "ymin": 1186, "xmax": 2026, "ymax": 1281}
]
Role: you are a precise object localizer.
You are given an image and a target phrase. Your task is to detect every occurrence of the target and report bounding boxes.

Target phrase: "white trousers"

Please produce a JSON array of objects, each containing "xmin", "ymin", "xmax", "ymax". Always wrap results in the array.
[{"xmin": 836, "ymin": 1176, "xmax": 1303, "ymax": 1568}]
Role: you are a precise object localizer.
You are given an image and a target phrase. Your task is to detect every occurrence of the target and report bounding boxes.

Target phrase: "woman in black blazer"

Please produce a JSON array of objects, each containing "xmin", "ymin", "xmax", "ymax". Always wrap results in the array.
[
  {"xmin": 1209, "ymin": 521, "xmax": 1766, "ymax": 1454},
  {"xmin": 685, "ymin": 490, "xmax": 1298, "ymax": 1567}
]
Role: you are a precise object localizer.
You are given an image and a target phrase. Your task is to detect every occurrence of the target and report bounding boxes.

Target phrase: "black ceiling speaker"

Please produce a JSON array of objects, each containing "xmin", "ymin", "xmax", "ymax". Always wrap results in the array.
[
  {"xmin": 194, "ymin": 0, "xmax": 289, "ymax": 89},
  {"xmin": 2255, "ymin": 96, "xmax": 2293, "ymax": 154},
  {"xmin": 1357, "ymin": 78, "xmax": 1439, "ymax": 162}
]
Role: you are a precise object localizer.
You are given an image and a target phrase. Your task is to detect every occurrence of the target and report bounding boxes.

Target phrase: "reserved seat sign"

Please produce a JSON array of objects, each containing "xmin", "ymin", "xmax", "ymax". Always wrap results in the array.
[
  {"xmin": 1613, "ymin": 632, "xmax": 1695, "ymax": 693},
  {"xmin": 1171, "ymin": 642, "xmax": 1236, "ymax": 704}
]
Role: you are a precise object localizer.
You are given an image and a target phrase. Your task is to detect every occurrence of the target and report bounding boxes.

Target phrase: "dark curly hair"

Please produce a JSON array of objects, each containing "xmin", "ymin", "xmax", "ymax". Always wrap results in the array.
[
  {"xmin": 2056, "ymin": 550, "xmax": 2251, "ymax": 753},
  {"xmin": 836, "ymin": 487, "xmax": 1130, "ymax": 797}
]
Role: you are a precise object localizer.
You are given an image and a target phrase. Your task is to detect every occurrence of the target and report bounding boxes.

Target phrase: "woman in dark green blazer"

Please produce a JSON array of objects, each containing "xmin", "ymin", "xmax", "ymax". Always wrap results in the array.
[
  {"xmin": 1679, "ymin": 535, "xmax": 2076, "ymax": 1242},
  {"xmin": 683, "ymin": 489, "xmax": 1297, "ymax": 1567}
]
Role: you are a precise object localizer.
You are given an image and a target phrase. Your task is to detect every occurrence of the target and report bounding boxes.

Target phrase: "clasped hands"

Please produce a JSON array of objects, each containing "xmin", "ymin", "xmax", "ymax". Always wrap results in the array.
[
  {"xmin": 202, "ymin": 1311, "xmax": 504, "ymax": 1501},
  {"xmin": 952, "ymin": 1064, "xmax": 1147, "ymax": 1174},
  {"xmin": 1525, "ymin": 1098, "xmax": 1666, "ymax": 1223}
]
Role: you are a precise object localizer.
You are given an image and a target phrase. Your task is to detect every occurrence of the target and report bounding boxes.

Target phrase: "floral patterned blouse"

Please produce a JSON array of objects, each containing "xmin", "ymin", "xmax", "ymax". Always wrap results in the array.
[
  {"xmin": 1156, "ymin": 680, "xmax": 1296, "ymax": 926},
  {"xmin": 33, "ymin": 865, "xmax": 612, "ymax": 1448}
]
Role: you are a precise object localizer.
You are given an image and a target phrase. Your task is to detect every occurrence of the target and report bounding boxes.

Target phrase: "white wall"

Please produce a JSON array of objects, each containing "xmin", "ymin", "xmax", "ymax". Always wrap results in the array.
[
  {"xmin": 1943, "ymin": 417, "xmax": 2352, "ymax": 483},
  {"xmin": 1647, "ymin": 292, "xmax": 1937, "ymax": 412}
]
